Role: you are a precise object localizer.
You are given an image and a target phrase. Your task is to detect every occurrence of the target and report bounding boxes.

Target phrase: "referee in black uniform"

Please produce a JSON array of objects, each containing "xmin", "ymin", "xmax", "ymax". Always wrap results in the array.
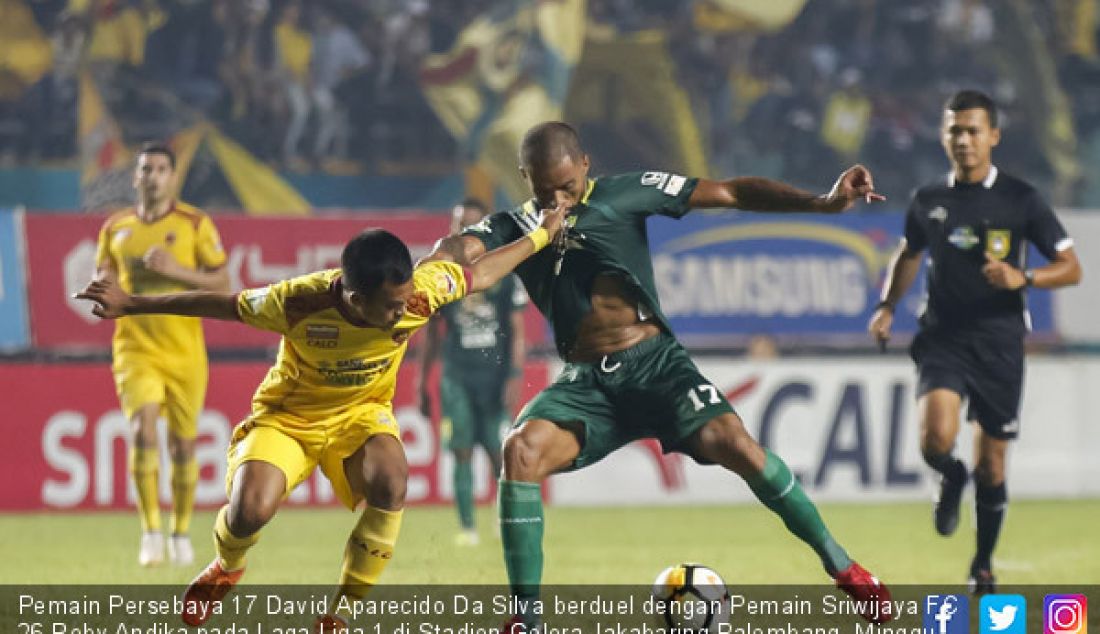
[{"xmin": 868, "ymin": 90, "xmax": 1082, "ymax": 593}]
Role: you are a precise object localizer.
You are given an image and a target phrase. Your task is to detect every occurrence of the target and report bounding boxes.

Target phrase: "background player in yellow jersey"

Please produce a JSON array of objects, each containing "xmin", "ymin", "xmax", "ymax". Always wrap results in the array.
[
  {"xmin": 94, "ymin": 143, "xmax": 229, "ymax": 567},
  {"xmin": 77, "ymin": 210, "xmax": 565, "ymax": 632}
]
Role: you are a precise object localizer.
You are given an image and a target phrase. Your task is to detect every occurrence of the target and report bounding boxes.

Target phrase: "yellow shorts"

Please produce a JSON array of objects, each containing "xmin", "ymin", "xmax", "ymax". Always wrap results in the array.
[
  {"xmin": 113, "ymin": 354, "xmax": 208, "ymax": 439},
  {"xmin": 225, "ymin": 403, "xmax": 401, "ymax": 510}
]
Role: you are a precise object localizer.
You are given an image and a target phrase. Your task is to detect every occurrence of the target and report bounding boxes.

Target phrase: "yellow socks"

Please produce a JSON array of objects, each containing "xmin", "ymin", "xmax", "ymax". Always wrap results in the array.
[
  {"xmin": 213, "ymin": 504, "xmax": 259, "ymax": 571},
  {"xmin": 170, "ymin": 459, "xmax": 199, "ymax": 535},
  {"xmin": 129, "ymin": 446, "xmax": 161, "ymax": 532},
  {"xmin": 335, "ymin": 507, "xmax": 403, "ymax": 611}
]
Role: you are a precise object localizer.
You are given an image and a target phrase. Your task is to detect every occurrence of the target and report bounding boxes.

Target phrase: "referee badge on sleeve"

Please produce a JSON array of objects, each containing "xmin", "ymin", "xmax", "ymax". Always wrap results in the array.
[{"xmin": 986, "ymin": 229, "xmax": 1011, "ymax": 260}]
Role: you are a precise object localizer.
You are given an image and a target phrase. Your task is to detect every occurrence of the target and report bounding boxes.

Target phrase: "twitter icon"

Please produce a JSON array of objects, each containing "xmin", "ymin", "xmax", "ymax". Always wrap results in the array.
[{"xmin": 981, "ymin": 595, "xmax": 1026, "ymax": 634}]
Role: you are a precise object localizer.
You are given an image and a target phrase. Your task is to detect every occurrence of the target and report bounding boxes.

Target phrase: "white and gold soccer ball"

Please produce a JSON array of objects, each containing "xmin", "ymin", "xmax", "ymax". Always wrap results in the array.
[{"xmin": 651, "ymin": 563, "xmax": 731, "ymax": 633}]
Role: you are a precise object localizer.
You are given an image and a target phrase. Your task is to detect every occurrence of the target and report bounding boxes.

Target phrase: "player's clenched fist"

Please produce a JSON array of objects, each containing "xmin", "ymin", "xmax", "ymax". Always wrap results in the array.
[
  {"xmin": 981, "ymin": 252, "xmax": 1026, "ymax": 290},
  {"xmin": 75, "ymin": 279, "xmax": 133, "ymax": 319},
  {"xmin": 143, "ymin": 245, "xmax": 183, "ymax": 277}
]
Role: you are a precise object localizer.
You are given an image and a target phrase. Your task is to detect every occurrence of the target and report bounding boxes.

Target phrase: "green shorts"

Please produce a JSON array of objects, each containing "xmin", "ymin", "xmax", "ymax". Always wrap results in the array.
[
  {"xmin": 516, "ymin": 333, "xmax": 735, "ymax": 470},
  {"xmin": 440, "ymin": 372, "xmax": 507, "ymax": 453}
]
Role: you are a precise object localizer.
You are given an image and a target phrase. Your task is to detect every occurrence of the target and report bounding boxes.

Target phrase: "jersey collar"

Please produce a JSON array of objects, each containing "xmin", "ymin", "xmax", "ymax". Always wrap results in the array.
[
  {"xmin": 136, "ymin": 199, "xmax": 179, "ymax": 224},
  {"xmin": 580, "ymin": 178, "xmax": 596, "ymax": 204},
  {"xmin": 947, "ymin": 165, "xmax": 998, "ymax": 189}
]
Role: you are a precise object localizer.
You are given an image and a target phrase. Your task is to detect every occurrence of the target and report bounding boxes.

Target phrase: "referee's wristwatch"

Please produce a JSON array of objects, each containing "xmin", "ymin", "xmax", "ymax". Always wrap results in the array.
[
  {"xmin": 874, "ymin": 300, "xmax": 895, "ymax": 313},
  {"xmin": 1024, "ymin": 269, "xmax": 1036, "ymax": 287}
]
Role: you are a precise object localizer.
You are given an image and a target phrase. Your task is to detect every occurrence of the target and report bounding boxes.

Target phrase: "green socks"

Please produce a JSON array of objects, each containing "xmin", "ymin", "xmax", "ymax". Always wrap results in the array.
[
  {"xmin": 498, "ymin": 480, "xmax": 543, "ymax": 600},
  {"xmin": 747, "ymin": 450, "xmax": 852, "ymax": 576},
  {"xmin": 454, "ymin": 461, "xmax": 475, "ymax": 530}
]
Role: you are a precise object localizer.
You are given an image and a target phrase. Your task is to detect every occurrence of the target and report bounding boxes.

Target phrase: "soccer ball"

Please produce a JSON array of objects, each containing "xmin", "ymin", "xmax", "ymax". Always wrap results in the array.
[{"xmin": 651, "ymin": 563, "xmax": 731, "ymax": 633}]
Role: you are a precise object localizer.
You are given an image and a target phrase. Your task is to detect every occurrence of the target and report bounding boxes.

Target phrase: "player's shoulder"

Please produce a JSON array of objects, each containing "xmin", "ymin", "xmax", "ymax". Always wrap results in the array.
[
  {"xmin": 285, "ymin": 269, "xmax": 341, "ymax": 295},
  {"xmin": 101, "ymin": 207, "xmax": 137, "ymax": 232},
  {"xmin": 590, "ymin": 170, "xmax": 691, "ymax": 205},
  {"xmin": 913, "ymin": 175, "xmax": 953, "ymax": 200},
  {"xmin": 280, "ymin": 269, "xmax": 342, "ymax": 327},
  {"xmin": 495, "ymin": 199, "xmax": 540, "ymax": 234},
  {"xmin": 991, "ymin": 170, "xmax": 1041, "ymax": 200},
  {"xmin": 170, "ymin": 201, "xmax": 211, "ymax": 229},
  {"xmin": 413, "ymin": 259, "xmax": 465, "ymax": 294},
  {"xmin": 590, "ymin": 171, "xmax": 648, "ymax": 197}
]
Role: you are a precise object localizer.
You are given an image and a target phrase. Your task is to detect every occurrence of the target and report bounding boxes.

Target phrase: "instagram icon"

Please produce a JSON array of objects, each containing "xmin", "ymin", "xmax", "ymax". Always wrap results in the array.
[{"xmin": 1045, "ymin": 595, "xmax": 1088, "ymax": 634}]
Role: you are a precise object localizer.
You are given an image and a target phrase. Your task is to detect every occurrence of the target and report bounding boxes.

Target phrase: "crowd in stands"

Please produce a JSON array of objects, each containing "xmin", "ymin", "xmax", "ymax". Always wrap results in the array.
[{"xmin": 1, "ymin": 0, "xmax": 1098, "ymax": 205}]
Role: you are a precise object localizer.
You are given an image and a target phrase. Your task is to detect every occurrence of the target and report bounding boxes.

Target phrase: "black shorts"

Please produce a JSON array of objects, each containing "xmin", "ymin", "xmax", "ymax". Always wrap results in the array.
[{"xmin": 910, "ymin": 330, "xmax": 1024, "ymax": 440}]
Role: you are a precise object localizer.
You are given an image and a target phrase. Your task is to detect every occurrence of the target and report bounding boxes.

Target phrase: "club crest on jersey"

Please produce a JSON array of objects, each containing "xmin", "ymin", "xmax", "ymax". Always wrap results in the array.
[
  {"xmin": 986, "ymin": 229, "xmax": 1011, "ymax": 259},
  {"xmin": 391, "ymin": 329, "xmax": 411, "ymax": 344},
  {"xmin": 929, "ymin": 206, "xmax": 948, "ymax": 223},
  {"xmin": 433, "ymin": 271, "xmax": 457, "ymax": 298},
  {"xmin": 165, "ymin": 231, "xmax": 176, "ymax": 245},
  {"xmin": 948, "ymin": 226, "xmax": 980, "ymax": 250}
]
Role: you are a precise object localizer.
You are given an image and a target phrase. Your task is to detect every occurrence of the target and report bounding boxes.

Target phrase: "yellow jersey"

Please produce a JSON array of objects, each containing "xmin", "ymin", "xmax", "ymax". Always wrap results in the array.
[
  {"xmin": 95, "ymin": 202, "xmax": 227, "ymax": 361},
  {"xmin": 236, "ymin": 261, "xmax": 469, "ymax": 420}
]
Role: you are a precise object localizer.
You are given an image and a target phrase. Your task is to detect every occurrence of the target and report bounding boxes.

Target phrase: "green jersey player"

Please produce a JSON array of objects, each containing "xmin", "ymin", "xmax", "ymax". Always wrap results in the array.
[
  {"xmin": 420, "ymin": 198, "xmax": 528, "ymax": 546},
  {"xmin": 424, "ymin": 122, "xmax": 894, "ymax": 626}
]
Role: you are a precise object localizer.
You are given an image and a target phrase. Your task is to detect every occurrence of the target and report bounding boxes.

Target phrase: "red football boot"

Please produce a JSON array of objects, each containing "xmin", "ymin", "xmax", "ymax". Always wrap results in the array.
[
  {"xmin": 834, "ymin": 562, "xmax": 894, "ymax": 624},
  {"xmin": 181, "ymin": 558, "xmax": 245, "ymax": 626}
]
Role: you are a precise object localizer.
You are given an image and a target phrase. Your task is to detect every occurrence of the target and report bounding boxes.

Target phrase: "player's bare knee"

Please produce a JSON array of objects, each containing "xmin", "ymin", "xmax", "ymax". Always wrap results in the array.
[
  {"xmin": 502, "ymin": 432, "xmax": 541, "ymax": 480},
  {"xmin": 919, "ymin": 431, "xmax": 954, "ymax": 458},
  {"xmin": 227, "ymin": 494, "xmax": 277, "ymax": 536},
  {"xmin": 973, "ymin": 459, "xmax": 1004, "ymax": 487},
  {"xmin": 364, "ymin": 463, "xmax": 408, "ymax": 510},
  {"xmin": 453, "ymin": 447, "xmax": 474, "ymax": 463}
]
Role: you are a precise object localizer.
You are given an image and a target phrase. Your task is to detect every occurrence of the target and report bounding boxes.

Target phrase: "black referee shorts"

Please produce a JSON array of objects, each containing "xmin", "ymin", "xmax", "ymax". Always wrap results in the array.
[{"xmin": 910, "ymin": 329, "xmax": 1024, "ymax": 440}]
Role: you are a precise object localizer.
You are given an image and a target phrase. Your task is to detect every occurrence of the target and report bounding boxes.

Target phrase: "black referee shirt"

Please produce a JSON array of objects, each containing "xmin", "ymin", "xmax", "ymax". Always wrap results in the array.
[{"xmin": 903, "ymin": 166, "xmax": 1073, "ymax": 338}]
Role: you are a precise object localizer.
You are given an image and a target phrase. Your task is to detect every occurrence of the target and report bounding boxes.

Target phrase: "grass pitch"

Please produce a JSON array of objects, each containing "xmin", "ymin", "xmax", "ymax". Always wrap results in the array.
[{"xmin": 2, "ymin": 499, "xmax": 1098, "ymax": 586}]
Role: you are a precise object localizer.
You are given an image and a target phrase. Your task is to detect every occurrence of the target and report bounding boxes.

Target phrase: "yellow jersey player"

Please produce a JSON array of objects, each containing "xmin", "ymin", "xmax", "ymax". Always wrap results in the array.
[
  {"xmin": 77, "ymin": 210, "xmax": 566, "ymax": 633},
  {"xmin": 94, "ymin": 143, "xmax": 230, "ymax": 567}
]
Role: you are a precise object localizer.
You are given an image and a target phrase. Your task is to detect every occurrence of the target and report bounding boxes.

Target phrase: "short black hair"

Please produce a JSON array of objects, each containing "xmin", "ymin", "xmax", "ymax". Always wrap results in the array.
[
  {"xmin": 458, "ymin": 197, "xmax": 489, "ymax": 215},
  {"xmin": 139, "ymin": 142, "xmax": 177, "ymax": 170},
  {"xmin": 945, "ymin": 90, "xmax": 998, "ymax": 128},
  {"xmin": 341, "ymin": 229, "xmax": 413, "ymax": 295},
  {"xmin": 519, "ymin": 121, "xmax": 584, "ymax": 170}
]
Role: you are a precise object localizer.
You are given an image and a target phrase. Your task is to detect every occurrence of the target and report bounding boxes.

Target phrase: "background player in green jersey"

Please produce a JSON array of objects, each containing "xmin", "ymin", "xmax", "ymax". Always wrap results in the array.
[
  {"xmin": 419, "ymin": 198, "xmax": 528, "ymax": 546},
  {"xmin": 424, "ymin": 121, "xmax": 892, "ymax": 626}
]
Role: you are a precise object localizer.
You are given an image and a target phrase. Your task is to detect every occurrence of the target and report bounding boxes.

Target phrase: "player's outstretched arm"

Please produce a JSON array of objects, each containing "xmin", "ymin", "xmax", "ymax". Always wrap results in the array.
[
  {"xmin": 421, "ymin": 234, "xmax": 488, "ymax": 267},
  {"xmin": 868, "ymin": 239, "xmax": 923, "ymax": 346},
  {"xmin": 466, "ymin": 205, "xmax": 566, "ymax": 293},
  {"xmin": 74, "ymin": 278, "xmax": 241, "ymax": 321},
  {"xmin": 143, "ymin": 246, "xmax": 231, "ymax": 291},
  {"xmin": 689, "ymin": 165, "xmax": 885, "ymax": 213}
]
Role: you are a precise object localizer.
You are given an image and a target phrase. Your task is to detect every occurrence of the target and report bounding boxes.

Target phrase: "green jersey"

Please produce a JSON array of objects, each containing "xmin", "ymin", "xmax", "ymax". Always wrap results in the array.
[
  {"xmin": 462, "ymin": 171, "xmax": 698, "ymax": 358},
  {"xmin": 438, "ymin": 275, "xmax": 526, "ymax": 378}
]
